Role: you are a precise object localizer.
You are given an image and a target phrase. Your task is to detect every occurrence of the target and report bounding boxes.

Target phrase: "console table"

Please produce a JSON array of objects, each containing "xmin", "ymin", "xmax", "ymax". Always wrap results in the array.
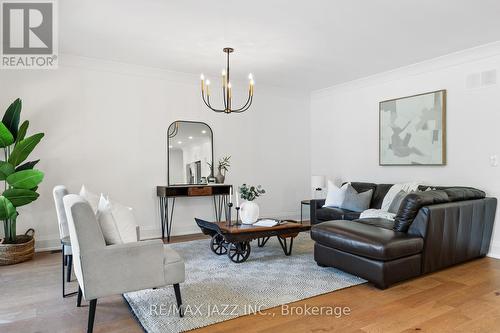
[{"xmin": 156, "ymin": 184, "xmax": 232, "ymax": 242}]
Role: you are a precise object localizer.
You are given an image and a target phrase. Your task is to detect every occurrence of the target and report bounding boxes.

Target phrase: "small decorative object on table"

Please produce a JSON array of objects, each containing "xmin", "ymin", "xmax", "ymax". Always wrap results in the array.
[
  {"xmin": 208, "ymin": 155, "xmax": 231, "ymax": 184},
  {"xmin": 238, "ymin": 184, "xmax": 266, "ymax": 224}
]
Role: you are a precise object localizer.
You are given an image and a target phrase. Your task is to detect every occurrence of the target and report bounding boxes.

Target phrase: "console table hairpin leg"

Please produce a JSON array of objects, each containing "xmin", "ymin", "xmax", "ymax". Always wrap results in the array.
[
  {"xmin": 159, "ymin": 194, "xmax": 229, "ymax": 242},
  {"xmin": 214, "ymin": 195, "xmax": 228, "ymax": 222},
  {"xmin": 159, "ymin": 196, "xmax": 176, "ymax": 242}
]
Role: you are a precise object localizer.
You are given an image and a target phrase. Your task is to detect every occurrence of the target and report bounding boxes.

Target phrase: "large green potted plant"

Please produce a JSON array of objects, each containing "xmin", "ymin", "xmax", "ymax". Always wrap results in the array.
[{"xmin": 0, "ymin": 98, "xmax": 44, "ymax": 265}]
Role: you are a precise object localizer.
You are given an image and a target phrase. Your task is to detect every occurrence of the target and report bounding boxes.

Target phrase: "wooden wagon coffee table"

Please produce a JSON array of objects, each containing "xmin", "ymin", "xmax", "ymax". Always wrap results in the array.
[{"xmin": 195, "ymin": 218, "xmax": 311, "ymax": 263}]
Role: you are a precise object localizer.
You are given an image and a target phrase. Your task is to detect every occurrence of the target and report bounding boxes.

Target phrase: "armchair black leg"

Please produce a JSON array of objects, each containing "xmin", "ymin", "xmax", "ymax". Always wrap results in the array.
[
  {"xmin": 77, "ymin": 286, "xmax": 83, "ymax": 307},
  {"xmin": 173, "ymin": 284, "xmax": 183, "ymax": 317},
  {"xmin": 62, "ymin": 244, "xmax": 65, "ymax": 298},
  {"xmin": 87, "ymin": 299, "xmax": 97, "ymax": 333},
  {"xmin": 66, "ymin": 255, "xmax": 73, "ymax": 282}
]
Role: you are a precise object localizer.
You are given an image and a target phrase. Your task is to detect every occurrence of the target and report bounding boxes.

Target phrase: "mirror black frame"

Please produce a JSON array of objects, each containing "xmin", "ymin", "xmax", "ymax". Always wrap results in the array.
[{"xmin": 167, "ymin": 120, "xmax": 214, "ymax": 186}]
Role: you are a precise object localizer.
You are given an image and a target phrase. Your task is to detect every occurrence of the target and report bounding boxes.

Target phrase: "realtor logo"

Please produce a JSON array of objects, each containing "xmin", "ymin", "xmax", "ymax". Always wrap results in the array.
[{"xmin": 1, "ymin": 0, "xmax": 58, "ymax": 69}]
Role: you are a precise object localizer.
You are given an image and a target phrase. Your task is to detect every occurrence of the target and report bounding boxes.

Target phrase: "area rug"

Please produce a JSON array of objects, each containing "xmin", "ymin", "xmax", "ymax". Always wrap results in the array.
[{"xmin": 124, "ymin": 232, "xmax": 366, "ymax": 333}]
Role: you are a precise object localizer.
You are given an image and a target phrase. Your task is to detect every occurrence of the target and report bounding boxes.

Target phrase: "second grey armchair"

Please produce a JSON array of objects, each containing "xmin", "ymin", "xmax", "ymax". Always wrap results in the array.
[
  {"xmin": 53, "ymin": 185, "xmax": 77, "ymax": 298},
  {"xmin": 63, "ymin": 194, "xmax": 185, "ymax": 333}
]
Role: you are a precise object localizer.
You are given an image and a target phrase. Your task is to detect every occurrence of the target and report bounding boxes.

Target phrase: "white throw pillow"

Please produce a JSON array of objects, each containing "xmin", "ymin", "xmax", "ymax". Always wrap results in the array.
[
  {"xmin": 111, "ymin": 200, "xmax": 138, "ymax": 243},
  {"xmin": 96, "ymin": 195, "xmax": 138, "ymax": 245},
  {"xmin": 323, "ymin": 181, "xmax": 348, "ymax": 208},
  {"xmin": 381, "ymin": 182, "xmax": 420, "ymax": 212},
  {"xmin": 79, "ymin": 185, "xmax": 101, "ymax": 213},
  {"xmin": 96, "ymin": 195, "xmax": 122, "ymax": 245}
]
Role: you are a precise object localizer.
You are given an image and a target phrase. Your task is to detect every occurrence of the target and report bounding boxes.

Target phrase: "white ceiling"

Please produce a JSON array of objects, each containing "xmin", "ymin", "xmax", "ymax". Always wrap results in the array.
[{"xmin": 60, "ymin": 0, "xmax": 500, "ymax": 91}]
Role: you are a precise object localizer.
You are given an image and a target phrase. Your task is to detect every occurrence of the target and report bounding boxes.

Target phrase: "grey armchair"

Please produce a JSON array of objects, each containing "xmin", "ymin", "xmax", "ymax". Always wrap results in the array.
[
  {"xmin": 63, "ymin": 194, "xmax": 185, "ymax": 333},
  {"xmin": 53, "ymin": 185, "xmax": 77, "ymax": 297}
]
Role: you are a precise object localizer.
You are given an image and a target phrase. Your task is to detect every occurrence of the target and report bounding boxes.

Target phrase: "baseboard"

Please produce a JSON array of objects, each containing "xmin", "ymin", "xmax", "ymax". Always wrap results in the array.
[
  {"xmin": 487, "ymin": 242, "xmax": 500, "ymax": 259},
  {"xmin": 35, "ymin": 238, "xmax": 62, "ymax": 252},
  {"xmin": 35, "ymin": 211, "xmax": 302, "ymax": 252}
]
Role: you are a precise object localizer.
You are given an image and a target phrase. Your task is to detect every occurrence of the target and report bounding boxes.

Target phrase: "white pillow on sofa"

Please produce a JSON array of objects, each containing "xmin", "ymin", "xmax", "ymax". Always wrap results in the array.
[
  {"xmin": 323, "ymin": 181, "xmax": 348, "ymax": 208},
  {"xmin": 381, "ymin": 182, "xmax": 420, "ymax": 212},
  {"xmin": 96, "ymin": 195, "xmax": 138, "ymax": 245}
]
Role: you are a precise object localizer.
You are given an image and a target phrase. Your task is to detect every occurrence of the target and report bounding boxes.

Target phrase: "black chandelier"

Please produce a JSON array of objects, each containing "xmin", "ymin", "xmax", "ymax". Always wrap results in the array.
[{"xmin": 200, "ymin": 47, "xmax": 254, "ymax": 114}]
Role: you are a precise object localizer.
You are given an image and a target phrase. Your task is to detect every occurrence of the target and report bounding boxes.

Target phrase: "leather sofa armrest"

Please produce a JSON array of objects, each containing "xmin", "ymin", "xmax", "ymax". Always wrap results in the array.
[
  {"xmin": 407, "ymin": 197, "xmax": 497, "ymax": 273},
  {"xmin": 310, "ymin": 199, "xmax": 326, "ymax": 225},
  {"xmin": 394, "ymin": 190, "xmax": 449, "ymax": 232}
]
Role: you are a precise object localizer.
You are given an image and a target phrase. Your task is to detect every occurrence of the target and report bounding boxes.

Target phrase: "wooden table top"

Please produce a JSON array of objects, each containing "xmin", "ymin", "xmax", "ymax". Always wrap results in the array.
[{"xmin": 212, "ymin": 220, "xmax": 311, "ymax": 234}]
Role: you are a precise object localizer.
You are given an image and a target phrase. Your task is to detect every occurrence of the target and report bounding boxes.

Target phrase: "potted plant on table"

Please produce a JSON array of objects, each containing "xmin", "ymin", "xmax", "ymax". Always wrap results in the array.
[
  {"xmin": 238, "ymin": 184, "xmax": 265, "ymax": 224},
  {"xmin": 0, "ymin": 98, "xmax": 44, "ymax": 265},
  {"xmin": 213, "ymin": 156, "xmax": 231, "ymax": 184}
]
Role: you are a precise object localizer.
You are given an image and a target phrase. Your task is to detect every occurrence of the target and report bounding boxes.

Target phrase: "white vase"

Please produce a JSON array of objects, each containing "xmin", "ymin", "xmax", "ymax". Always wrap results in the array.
[{"xmin": 240, "ymin": 201, "xmax": 259, "ymax": 224}]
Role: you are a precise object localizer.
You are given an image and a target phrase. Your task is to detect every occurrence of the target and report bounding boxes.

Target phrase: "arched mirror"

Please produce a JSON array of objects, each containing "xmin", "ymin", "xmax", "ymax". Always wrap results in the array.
[{"xmin": 167, "ymin": 121, "xmax": 214, "ymax": 185}]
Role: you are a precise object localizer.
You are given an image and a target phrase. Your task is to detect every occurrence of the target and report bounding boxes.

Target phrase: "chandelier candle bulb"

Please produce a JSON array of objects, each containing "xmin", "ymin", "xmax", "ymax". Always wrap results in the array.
[
  {"xmin": 206, "ymin": 79, "xmax": 210, "ymax": 96},
  {"xmin": 222, "ymin": 70, "xmax": 227, "ymax": 87}
]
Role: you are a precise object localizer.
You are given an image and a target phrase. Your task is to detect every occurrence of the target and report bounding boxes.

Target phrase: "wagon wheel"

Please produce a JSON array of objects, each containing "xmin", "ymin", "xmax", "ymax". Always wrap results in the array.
[
  {"xmin": 210, "ymin": 234, "xmax": 228, "ymax": 255},
  {"xmin": 227, "ymin": 242, "xmax": 251, "ymax": 263}
]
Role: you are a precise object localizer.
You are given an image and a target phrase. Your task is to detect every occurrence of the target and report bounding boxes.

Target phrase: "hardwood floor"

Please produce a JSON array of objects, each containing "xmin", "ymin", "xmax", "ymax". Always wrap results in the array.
[{"xmin": 1, "ymin": 234, "xmax": 500, "ymax": 333}]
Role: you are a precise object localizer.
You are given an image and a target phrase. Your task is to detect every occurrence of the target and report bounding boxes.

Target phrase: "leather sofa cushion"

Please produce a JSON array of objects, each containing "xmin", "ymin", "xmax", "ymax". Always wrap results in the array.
[
  {"xmin": 370, "ymin": 184, "xmax": 393, "ymax": 209},
  {"xmin": 315, "ymin": 207, "xmax": 361, "ymax": 221},
  {"xmin": 311, "ymin": 220, "xmax": 423, "ymax": 261},
  {"xmin": 394, "ymin": 190, "xmax": 449, "ymax": 232},
  {"xmin": 443, "ymin": 187, "xmax": 485, "ymax": 202}
]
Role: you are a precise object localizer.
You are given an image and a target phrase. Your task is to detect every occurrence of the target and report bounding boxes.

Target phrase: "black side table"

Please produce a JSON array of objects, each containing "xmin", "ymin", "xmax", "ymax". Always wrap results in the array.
[{"xmin": 300, "ymin": 200, "xmax": 311, "ymax": 223}]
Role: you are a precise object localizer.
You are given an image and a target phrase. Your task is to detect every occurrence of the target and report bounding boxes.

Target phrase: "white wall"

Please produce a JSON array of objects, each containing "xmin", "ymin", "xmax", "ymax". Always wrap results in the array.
[
  {"xmin": 0, "ymin": 54, "xmax": 310, "ymax": 250},
  {"xmin": 311, "ymin": 42, "xmax": 500, "ymax": 258}
]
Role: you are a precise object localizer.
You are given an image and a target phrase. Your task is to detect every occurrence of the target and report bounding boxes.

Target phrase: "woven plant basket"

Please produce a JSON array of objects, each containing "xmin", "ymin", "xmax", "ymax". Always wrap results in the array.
[{"xmin": 0, "ymin": 229, "xmax": 35, "ymax": 265}]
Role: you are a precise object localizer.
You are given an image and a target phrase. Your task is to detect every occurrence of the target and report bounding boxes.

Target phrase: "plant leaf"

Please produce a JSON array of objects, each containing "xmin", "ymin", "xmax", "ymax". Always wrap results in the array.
[
  {"xmin": 3, "ymin": 188, "xmax": 39, "ymax": 207},
  {"xmin": 0, "ymin": 122, "xmax": 14, "ymax": 148},
  {"xmin": 0, "ymin": 161, "xmax": 15, "ymax": 180},
  {"xmin": 16, "ymin": 120, "xmax": 29, "ymax": 145},
  {"xmin": 6, "ymin": 169, "xmax": 44, "ymax": 189},
  {"xmin": 0, "ymin": 196, "xmax": 17, "ymax": 220},
  {"xmin": 2, "ymin": 98, "xmax": 21, "ymax": 139},
  {"xmin": 8, "ymin": 133, "xmax": 44, "ymax": 166},
  {"xmin": 15, "ymin": 159, "xmax": 40, "ymax": 172}
]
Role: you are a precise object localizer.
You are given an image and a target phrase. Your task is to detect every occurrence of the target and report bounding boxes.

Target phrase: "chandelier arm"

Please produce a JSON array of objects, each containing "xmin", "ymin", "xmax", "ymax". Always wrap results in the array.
[
  {"xmin": 231, "ymin": 93, "xmax": 253, "ymax": 112},
  {"xmin": 202, "ymin": 92, "xmax": 225, "ymax": 113},
  {"xmin": 232, "ymin": 95, "xmax": 253, "ymax": 113}
]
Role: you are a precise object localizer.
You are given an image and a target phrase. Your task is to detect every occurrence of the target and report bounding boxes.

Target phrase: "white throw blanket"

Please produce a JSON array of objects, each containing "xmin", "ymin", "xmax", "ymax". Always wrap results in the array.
[{"xmin": 360, "ymin": 209, "xmax": 396, "ymax": 221}]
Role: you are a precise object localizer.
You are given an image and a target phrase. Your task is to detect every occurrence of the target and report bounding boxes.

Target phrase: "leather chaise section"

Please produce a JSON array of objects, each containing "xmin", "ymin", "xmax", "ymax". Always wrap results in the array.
[
  {"xmin": 314, "ymin": 243, "xmax": 422, "ymax": 289},
  {"xmin": 311, "ymin": 220, "xmax": 423, "ymax": 261}
]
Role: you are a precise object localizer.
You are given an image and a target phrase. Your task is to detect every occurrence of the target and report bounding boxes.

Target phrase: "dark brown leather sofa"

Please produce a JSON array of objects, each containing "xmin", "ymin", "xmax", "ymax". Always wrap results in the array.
[{"xmin": 310, "ymin": 182, "xmax": 497, "ymax": 289}]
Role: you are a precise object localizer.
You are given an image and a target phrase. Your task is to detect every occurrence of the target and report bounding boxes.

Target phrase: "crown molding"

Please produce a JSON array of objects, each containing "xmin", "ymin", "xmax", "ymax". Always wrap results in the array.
[{"xmin": 312, "ymin": 41, "xmax": 500, "ymax": 99}]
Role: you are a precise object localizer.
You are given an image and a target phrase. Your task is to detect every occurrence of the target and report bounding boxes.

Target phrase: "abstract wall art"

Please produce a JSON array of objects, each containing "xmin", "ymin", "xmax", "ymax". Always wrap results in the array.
[{"xmin": 379, "ymin": 90, "xmax": 446, "ymax": 165}]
